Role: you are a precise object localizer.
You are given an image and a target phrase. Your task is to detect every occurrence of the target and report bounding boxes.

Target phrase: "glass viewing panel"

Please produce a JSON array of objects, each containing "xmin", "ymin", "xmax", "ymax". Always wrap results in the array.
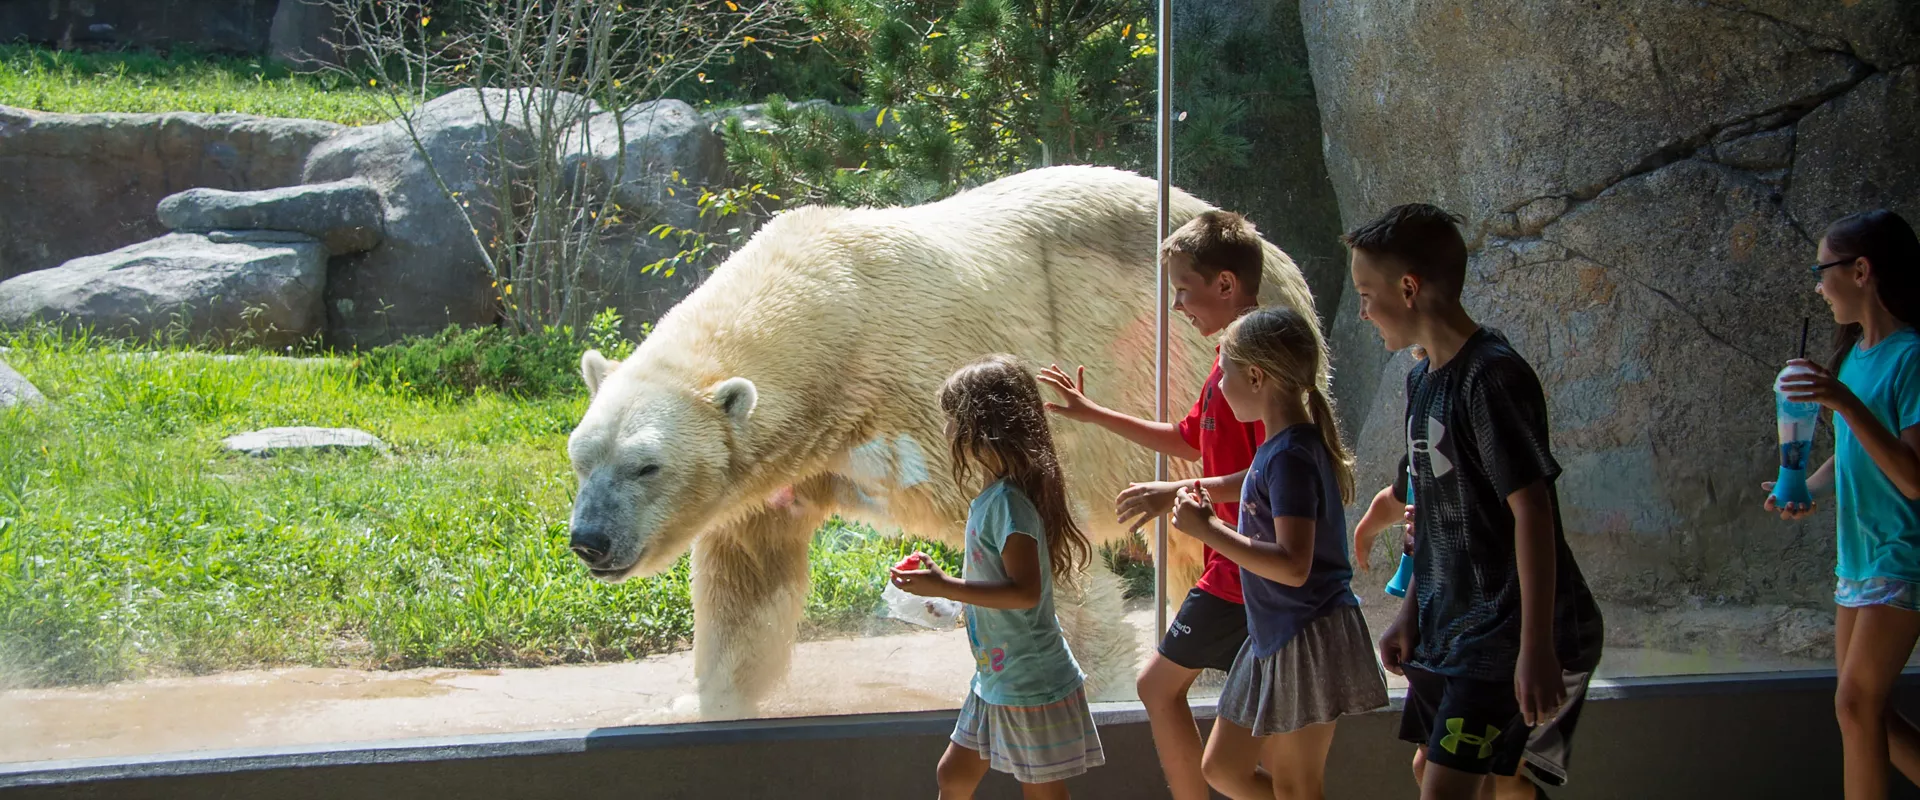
[{"xmin": 5, "ymin": 0, "xmax": 1911, "ymax": 770}]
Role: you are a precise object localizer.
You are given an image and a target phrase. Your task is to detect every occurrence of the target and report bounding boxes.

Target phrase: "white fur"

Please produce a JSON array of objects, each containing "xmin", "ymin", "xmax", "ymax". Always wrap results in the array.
[{"xmin": 566, "ymin": 166, "xmax": 1323, "ymax": 718}]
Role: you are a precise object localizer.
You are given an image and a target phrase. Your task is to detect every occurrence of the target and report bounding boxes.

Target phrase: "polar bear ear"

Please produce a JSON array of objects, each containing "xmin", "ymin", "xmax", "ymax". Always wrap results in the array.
[
  {"xmin": 581, "ymin": 350, "xmax": 617, "ymax": 397},
  {"xmin": 709, "ymin": 377, "xmax": 758, "ymax": 427}
]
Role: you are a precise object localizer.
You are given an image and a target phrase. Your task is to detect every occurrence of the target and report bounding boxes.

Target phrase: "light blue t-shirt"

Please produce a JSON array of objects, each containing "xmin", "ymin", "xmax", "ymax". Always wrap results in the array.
[
  {"xmin": 1835, "ymin": 327, "xmax": 1920, "ymax": 582},
  {"xmin": 962, "ymin": 480, "xmax": 1083, "ymax": 706}
]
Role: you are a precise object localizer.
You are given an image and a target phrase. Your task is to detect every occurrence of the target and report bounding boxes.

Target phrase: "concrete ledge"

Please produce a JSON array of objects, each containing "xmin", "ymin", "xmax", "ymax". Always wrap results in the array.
[{"xmin": 5, "ymin": 670, "xmax": 1920, "ymax": 798}]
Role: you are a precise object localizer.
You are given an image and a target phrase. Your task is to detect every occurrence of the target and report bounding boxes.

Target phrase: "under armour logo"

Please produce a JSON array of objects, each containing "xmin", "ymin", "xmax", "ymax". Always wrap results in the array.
[
  {"xmin": 1439, "ymin": 717, "xmax": 1500, "ymax": 759},
  {"xmin": 1408, "ymin": 415, "xmax": 1454, "ymax": 479}
]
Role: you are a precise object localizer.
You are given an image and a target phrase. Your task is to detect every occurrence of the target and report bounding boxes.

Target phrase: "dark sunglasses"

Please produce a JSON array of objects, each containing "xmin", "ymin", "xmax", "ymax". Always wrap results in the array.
[{"xmin": 1811, "ymin": 256, "xmax": 1859, "ymax": 273}]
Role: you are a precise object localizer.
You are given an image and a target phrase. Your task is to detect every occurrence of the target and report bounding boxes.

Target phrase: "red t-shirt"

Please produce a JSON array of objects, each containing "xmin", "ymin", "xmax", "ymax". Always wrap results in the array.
[{"xmin": 1176, "ymin": 355, "xmax": 1266, "ymax": 604}]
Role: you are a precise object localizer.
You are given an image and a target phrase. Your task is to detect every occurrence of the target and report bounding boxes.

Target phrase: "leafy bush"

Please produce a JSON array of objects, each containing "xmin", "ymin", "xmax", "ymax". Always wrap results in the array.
[{"xmin": 354, "ymin": 324, "xmax": 591, "ymax": 398}]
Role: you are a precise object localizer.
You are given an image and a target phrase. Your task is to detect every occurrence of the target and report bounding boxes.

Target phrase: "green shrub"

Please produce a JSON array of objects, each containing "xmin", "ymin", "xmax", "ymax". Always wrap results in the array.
[{"xmin": 354, "ymin": 325, "xmax": 589, "ymax": 398}]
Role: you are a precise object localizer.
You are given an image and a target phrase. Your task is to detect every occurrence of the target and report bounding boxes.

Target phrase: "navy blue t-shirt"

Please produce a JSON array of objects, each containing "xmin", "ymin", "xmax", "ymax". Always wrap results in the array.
[{"xmin": 1237, "ymin": 423, "xmax": 1359, "ymax": 658}]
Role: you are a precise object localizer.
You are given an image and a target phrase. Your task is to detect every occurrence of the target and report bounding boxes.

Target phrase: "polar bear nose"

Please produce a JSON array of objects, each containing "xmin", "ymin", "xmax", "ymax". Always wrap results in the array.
[{"xmin": 570, "ymin": 529, "xmax": 613, "ymax": 565}]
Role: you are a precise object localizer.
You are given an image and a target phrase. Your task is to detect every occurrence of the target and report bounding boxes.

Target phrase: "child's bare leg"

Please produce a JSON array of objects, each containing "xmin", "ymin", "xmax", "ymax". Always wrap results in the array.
[
  {"xmin": 1888, "ymin": 710, "xmax": 1920, "ymax": 786},
  {"xmin": 1489, "ymin": 773, "xmax": 1539, "ymax": 799},
  {"xmin": 1842, "ymin": 605, "xmax": 1920, "ymax": 785},
  {"xmin": 1138, "ymin": 654, "xmax": 1211, "ymax": 800},
  {"xmin": 1019, "ymin": 780, "xmax": 1071, "ymax": 800},
  {"xmin": 1200, "ymin": 716, "xmax": 1272, "ymax": 800},
  {"xmin": 1419, "ymin": 759, "xmax": 1496, "ymax": 800},
  {"xmin": 937, "ymin": 742, "xmax": 991, "ymax": 800},
  {"xmin": 1836, "ymin": 604, "xmax": 1920, "ymax": 800},
  {"xmin": 1412, "ymin": 745, "xmax": 1428, "ymax": 786},
  {"xmin": 1259, "ymin": 720, "xmax": 1337, "ymax": 800}
]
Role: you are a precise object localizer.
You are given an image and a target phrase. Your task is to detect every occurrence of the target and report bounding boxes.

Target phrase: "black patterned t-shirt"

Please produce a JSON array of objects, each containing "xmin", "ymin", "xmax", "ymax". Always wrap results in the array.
[{"xmin": 1398, "ymin": 328, "xmax": 1604, "ymax": 680}]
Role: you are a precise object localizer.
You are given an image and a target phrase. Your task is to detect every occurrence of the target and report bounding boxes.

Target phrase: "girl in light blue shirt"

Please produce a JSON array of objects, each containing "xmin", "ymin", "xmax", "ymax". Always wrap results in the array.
[
  {"xmin": 891, "ymin": 354, "xmax": 1102, "ymax": 798},
  {"xmin": 1768, "ymin": 209, "xmax": 1920, "ymax": 800}
]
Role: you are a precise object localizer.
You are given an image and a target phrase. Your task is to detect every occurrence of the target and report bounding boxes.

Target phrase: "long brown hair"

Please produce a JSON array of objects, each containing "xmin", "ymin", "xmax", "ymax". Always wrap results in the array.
[
  {"xmin": 938, "ymin": 354, "xmax": 1091, "ymax": 584},
  {"xmin": 1219, "ymin": 306, "xmax": 1356, "ymax": 503},
  {"xmin": 1825, "ymin": 210, "xmax": 1920, "ymax": 370}
]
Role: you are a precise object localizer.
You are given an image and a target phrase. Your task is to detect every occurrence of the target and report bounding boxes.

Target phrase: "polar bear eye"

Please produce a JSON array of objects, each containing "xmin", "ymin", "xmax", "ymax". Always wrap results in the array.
[{"xmin": 626, "ymin": 464, "xmax": 660, "ymax": 480}]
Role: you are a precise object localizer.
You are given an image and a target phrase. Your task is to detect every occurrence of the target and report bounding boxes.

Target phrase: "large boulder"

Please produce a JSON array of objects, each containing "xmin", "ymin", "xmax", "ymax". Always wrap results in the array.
[
  {"xmin": 564, "ymin": 100, "xmax": 731, "ymax": 329},
  {"xmin": 302, "ymin": 88, "xmax": 599, "ymax": 347},
  {"xmin": 0, "ymin": 0, "xmax": 278, "ymax": 54},
  {"xmin": 158, "ymin": 180, "xmax": 384, "ymax": 254},
  {"xmin": 1302, "ymin": 1, "xmax": 1919, "ymax": 658},
  {"xmin": 0, "ymin": 105, "xmax": 343, "ymax": 281},
  {"xmin": 267, "ymin": 0, "xmax": 346, "ymax": 70},
  {"xmin": 0, "ymin": 232, "xmax": 327, "ymax": 348}
]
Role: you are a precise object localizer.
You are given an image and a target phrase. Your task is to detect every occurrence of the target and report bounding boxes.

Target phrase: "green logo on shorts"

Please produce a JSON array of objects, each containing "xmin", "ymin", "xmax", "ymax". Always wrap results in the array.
[{"xmin": 1439, "ymin": 718, "xmax": 1500, "ymax": 759}]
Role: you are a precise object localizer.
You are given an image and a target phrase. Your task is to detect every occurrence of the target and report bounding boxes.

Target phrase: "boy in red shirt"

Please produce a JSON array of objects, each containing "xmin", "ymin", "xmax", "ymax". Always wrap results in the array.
[{"xmin": 1040, "ymin": 210, "xmax": 1267, "ymax": 800}]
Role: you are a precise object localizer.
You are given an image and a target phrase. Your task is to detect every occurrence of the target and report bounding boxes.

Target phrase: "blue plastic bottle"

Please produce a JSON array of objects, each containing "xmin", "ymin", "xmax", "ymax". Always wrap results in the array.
[
  {"xmin": 1770, "ymin": 364, "xmax": 1819, "ymax": 509},
  {"xmin": 1386, "ymin": 466, "xmax": 1415, "ymax": 598}
]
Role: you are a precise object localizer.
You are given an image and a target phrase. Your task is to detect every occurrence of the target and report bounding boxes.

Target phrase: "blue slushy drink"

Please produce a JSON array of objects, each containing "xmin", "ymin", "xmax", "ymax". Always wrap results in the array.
[{"xmin": 1771, "ymin": 363, "xmax": 1820, "ymax": 508}]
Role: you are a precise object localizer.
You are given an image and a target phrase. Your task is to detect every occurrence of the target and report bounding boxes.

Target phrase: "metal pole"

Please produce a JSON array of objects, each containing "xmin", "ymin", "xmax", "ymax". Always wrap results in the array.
[{"xmin": 1152, "ymin": 0, "xmax": 1173, "ymax": 639}]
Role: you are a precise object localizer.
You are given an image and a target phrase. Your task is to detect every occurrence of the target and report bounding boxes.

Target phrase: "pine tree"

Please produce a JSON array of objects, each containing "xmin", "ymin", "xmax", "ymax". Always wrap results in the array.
[{"xmin": 725, "ymin": 0, "xmax": 1161, "ymax": 207}]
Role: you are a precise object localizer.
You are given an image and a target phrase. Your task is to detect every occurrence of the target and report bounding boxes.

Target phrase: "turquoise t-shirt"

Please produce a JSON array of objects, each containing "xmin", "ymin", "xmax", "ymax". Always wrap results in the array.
[
  {"xmin": 961, "ymin": 480, "xmax": 1083, "ymax": 706},
  {"xmin": 1835, "ymin": 327, "xmax": 1920, "ymax": 582}
]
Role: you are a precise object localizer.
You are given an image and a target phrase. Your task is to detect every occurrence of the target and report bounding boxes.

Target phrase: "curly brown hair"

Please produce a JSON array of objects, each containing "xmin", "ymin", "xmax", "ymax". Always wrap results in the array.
[{"xmin": 937, "ymin": 354, "xmax": 1091, "ymax": 584}]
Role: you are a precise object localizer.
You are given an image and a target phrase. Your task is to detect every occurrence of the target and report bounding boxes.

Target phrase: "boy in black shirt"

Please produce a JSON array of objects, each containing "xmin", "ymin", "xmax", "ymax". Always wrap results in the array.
[{"xmin": 1346, "ymin": 205, "xmax": 1604, "ymax": 800}]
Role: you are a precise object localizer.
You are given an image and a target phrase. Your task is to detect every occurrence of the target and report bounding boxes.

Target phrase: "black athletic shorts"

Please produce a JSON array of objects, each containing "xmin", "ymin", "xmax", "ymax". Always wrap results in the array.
[
  {"xmin": 1398, "ymin": 666, "xmax": 1592, "ymax": 786},
  {"xmin": 1157, "ymin": 587, "xmax": 1248, "ymax": 672}
]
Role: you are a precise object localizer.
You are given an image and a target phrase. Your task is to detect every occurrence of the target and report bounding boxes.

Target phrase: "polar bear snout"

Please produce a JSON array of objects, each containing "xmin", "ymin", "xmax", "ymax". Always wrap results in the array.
[{"xmin": 570, "ymin": 527, "xmax": 614, "ymax": 568}]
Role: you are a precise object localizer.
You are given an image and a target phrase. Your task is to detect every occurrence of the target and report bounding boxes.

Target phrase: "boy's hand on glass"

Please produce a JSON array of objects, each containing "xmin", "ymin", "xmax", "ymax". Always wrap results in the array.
[
  {"xmin": 1515, "ymin": 645, "xmax": 1566, "ymax": 728},
  {"xmin": 1038, "ymin": 364, "xmax": 1100, "ymax": 421},
  {"xmin": 1761, "ymin": 482, "xmax": 1818, "ymax": 520},
  {"xmin": 1170, "ymin": 483, "xmax": 1214, "ymax": 536},
  {"xmin": 1117, "ymin": 480, "xmax": 1181, "ymax": 531},
  {"xmin": 889, "ymin": 556, "xmax": 950, "ymax": 598},
  {"xmin": 1779, "ymin": 358, "xmax": 1859, "ymax": 413}
]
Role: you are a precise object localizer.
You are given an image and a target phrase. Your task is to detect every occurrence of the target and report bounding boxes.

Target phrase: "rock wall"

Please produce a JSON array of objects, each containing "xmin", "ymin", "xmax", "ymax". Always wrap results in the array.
[
  {"xmin": 0, "ymin": 106, "xmax": 343, "ymax": 281},
  {"xmin": 0, "ymin": 0, "xmax": 279, "ymax": 54},
  {"xmin": 1302, "ymin": 0, "xmax": 1920, "ymax": 658}
]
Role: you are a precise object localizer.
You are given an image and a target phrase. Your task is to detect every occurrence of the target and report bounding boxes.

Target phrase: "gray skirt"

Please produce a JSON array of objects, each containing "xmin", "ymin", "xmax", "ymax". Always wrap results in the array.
[{"xmin": 1217, "ymin": 603, "xmax": 1390, "ymax": 736}]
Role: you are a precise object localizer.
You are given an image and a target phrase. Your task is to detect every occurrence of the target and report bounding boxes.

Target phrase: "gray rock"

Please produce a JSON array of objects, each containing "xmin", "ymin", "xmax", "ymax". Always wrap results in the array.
[
  {"xmin": 302, "ymin": 88, "xmax": 598, "ymax": 347},
  {"xmin": 0, "ymin": 0, "xmax": 278, "ymax": 55},
  {"xmin": 705, "ymin": 100, "xmax": 900, "ymax": 137},
  {"xmin": 1305, "ymin": 1, "xmax": 1916, "ymax": 649},
  {"xmin": 0, "ymin": 357, "xmax": 43, "ymax": 408},
  {"xmin": 1302, "ymin": 1, "xmax": 1864, "ymax": 244},
  {"xmin": 157, "ymin": 180, "xmax": 385, "ymax": 254},
  {"xmin": 1788, "ymin": 67, "xmax": 1920, "ymax": 236},
  {"xmin": 0, "ymin": 233, "xmax": 327, "ymax": 348},
  {"xmin": 563, "ymin": 100, "xmax": 731, "ymax": 328},
  {"xmin": 223, "ymin": 426, "xmax": 387, "ymax": 456},
  {"xmin": 1708, "ymin": 128, "xmax": 1798, "ymax": 173},
  {"xmin": 268, "ymin": 0, "xmax": 345, "ymax": 70},
  {"xmin": 0, "ymin": 105, "xmax": 344, "ymax": 281}
]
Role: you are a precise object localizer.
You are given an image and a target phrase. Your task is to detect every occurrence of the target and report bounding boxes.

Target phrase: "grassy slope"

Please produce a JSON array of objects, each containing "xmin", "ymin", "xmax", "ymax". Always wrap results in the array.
[
  {"xmin": 0, "ymin": 330, "xmax": 958, "ymax": 688},
  {"xmin": 0, "ymin": 45, "xmax": 397, "ymax": 124}
]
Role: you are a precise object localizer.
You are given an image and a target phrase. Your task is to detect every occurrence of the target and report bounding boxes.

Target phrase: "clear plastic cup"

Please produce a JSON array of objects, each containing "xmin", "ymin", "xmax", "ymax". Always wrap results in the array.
[{"xmin": 1771, "ymin": 364, "xmax": 1820, "ymax": 508}]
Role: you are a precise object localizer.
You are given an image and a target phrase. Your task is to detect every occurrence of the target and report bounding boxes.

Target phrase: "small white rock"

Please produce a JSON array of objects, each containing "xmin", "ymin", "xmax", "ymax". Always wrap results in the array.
[{"xmin": 223, "ymin": 426, "xmax": 387, "ymax": 456}]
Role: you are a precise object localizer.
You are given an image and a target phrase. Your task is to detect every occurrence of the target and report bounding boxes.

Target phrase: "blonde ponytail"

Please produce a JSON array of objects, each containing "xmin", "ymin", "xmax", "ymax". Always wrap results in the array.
[
  {"xmin": 1221, "ymin": 306, "xmax": 1354, "ymax": 503},
  {"xmin": 1307, "ymin": 386, "xmax": 1356, "ymax": 504}
]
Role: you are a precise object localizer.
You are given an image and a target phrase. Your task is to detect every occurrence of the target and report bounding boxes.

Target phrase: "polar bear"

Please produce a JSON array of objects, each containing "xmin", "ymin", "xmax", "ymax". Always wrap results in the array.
[{"xmin": 566, "ymin": 165, "xmax": 1323, "ymax": 719}]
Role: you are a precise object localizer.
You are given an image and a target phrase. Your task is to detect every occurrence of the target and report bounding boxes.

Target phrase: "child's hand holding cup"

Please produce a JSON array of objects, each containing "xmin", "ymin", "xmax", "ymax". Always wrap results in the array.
[{"xmin": 889, "ymin": 551, "xmax": 949, "ymax": 597}]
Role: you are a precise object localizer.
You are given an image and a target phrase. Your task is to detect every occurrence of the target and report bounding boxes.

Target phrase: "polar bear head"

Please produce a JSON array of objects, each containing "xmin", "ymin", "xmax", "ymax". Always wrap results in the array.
[{"xmin": 565, "ymin": 349, "xmax": 758, "ymax": 582}]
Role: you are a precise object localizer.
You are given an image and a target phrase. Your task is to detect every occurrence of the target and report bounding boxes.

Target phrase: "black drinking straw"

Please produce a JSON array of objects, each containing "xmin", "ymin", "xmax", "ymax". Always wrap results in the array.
[{"xmin": 1799, "ymin": 317, "xmax": 1810, "ymax": 360}]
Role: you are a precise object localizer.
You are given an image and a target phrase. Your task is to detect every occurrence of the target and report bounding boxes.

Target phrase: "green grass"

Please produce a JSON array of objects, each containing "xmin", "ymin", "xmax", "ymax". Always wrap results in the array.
[
  {"xmin": 0, "ymin": 45, "xmax": 401, "ymax": 124},
  {"xmin": 0, "ymin": 328, "xmax": 958, "ymax": 689}
]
